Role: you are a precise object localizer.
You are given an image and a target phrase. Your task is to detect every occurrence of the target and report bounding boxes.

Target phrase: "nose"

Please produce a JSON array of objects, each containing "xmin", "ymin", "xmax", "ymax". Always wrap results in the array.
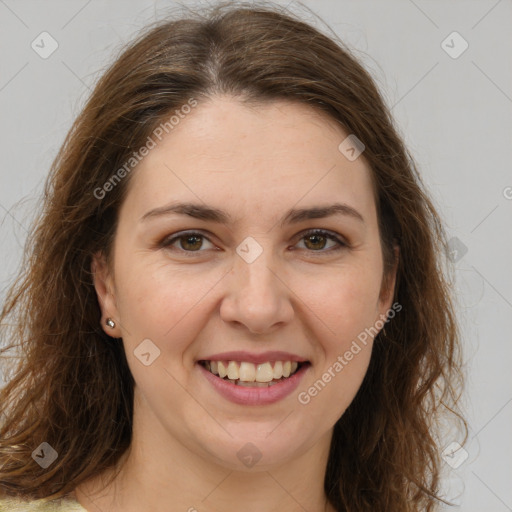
[{"xmin": 219, "ymin": 243, "xmax": 294, "ymax": 335}]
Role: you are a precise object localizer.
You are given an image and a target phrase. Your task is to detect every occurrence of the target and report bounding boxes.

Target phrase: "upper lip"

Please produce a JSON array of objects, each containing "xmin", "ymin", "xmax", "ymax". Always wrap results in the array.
[{"xmin": 197, "ymin": 351, "xmax": 309, "ymax": 365}]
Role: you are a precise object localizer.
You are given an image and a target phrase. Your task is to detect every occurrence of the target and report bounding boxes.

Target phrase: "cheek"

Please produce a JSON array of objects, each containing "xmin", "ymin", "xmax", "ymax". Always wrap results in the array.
[
  {"xmin": 294, "ymin": 268, "xmax": 379, "ymax": 419},
  {"xmin": 113, "ymin": 254, "xmax": 225, "ymax": 352},
  {"xmin": 292, "ymin": 259, "xmax": 382, "ymax": 408},
  {"xmin": 295, "ymin": 260, "xmax": 383, "ymax": 344}
]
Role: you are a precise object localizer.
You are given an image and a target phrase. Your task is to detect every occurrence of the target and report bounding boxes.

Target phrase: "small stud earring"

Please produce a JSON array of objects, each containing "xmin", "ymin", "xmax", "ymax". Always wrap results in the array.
[{"xmin": 106, "ymin": 318, "xmax": 116, "ymax": 329}]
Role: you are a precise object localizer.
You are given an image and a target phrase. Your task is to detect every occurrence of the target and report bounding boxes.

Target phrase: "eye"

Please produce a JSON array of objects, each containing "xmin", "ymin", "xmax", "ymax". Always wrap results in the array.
[
  {"xmin": 294, "ymin": 229, "xmax": 347, "ymax": 253},
  {"xmin": 161, "ymin": 231, "xmax": 215, "ymax": 254},
  {"xmin": 160, "ymin": 229, "xmax": 347, "ymax": 256}
]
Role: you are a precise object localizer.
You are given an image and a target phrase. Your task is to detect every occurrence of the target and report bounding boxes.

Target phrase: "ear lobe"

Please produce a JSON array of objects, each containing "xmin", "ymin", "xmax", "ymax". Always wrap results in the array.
[{"xmin": 91, "ymin": 251, "xmax": 121, "ymax": 337}]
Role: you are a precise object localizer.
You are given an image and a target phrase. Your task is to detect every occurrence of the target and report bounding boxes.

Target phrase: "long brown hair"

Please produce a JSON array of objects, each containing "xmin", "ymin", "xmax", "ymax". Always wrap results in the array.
[{"xmin": 0, "ymin": 2, "xmax": 466, "ymax": 510}]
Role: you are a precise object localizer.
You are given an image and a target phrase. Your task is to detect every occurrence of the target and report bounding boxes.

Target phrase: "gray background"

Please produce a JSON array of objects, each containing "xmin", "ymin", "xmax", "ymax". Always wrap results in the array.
[{"xmin": 1, "ymin": 0, "xmax": 511, "ymax": 510}]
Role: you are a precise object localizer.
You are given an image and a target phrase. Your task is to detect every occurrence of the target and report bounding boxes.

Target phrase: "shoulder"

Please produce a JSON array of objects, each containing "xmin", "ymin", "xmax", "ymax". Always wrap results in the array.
[{"xmin": 0, "ymin": 496, "xmax": 87, "ymax": 511}]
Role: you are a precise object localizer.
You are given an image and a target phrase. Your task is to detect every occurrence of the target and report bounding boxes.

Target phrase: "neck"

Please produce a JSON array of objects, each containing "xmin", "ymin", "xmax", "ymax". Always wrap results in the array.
[{"xmin": 75, "ymin": 393, "xmax": 336, "ymax": 512}]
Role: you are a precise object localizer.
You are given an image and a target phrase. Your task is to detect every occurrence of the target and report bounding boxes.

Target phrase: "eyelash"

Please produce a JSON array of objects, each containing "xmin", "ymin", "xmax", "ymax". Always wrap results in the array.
[{"xmin": 160, "ymin": 229, "xmax": 348, "ymax": 257}]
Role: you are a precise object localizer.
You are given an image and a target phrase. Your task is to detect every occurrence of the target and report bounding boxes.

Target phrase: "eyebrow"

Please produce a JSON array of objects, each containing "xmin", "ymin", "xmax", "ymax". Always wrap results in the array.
[{"xmin": 140, "ymin": 201, "xmax": 365, "ymax": 226}]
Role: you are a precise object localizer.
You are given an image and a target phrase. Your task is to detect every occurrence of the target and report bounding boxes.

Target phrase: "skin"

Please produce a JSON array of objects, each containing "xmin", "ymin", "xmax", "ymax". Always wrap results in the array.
[{"xmin": 76, "ymin": 95, "xmax": 397, "ymax": 512}]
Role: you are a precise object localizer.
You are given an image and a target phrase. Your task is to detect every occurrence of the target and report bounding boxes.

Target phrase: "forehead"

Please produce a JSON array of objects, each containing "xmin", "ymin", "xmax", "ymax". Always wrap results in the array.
[{"xmin": 122, "ymin": 96, "xmax": 377, "ymax": 224}]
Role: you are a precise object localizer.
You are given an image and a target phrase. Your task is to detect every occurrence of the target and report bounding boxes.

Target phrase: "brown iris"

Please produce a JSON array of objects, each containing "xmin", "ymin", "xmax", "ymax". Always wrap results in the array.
[
  {"xmin": 303, "ymin": 233, "xmax": 328, "ymax": 251},
  {"xmin": 179, "ymin": 235, "xmax": 203, "ymax": 251}
]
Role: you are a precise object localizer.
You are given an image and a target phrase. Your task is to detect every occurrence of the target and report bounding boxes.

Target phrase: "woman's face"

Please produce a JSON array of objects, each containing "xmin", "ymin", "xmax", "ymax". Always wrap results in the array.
[{"xmin": 93, "ymin": 96, "xmax": 396, "ymax": 470}]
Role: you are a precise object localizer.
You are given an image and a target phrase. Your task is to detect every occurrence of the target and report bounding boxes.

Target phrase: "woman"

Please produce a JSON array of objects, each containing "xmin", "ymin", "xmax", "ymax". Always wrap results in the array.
[{"xmin": 0, "ymin": 2, "xmax": 466, "ymax": 511}]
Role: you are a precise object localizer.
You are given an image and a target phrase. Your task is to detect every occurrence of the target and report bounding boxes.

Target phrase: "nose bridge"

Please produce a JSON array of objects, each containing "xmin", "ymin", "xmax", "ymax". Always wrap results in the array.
[
  {"xmin": 220, "ymin": 236, "xmax": 293, "ymax": 333},
  {"xmin": 238, "ymin": 243, "xmax": 276, "ymax": 292}
]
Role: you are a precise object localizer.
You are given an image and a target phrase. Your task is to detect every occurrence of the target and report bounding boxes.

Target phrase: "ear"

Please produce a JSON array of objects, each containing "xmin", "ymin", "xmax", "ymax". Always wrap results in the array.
[
  {"xmin": 378, "ymin": 244, "xmax": 399, "ymax": 316},
  {"xmin": 91, "ymin": 251, "xmax": 122, "ymax": 338}
]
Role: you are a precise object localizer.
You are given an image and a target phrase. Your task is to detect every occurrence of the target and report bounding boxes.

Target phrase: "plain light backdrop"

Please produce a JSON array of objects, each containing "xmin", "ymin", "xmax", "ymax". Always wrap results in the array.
[{"xmin": 1, "ymin": 1, "xmax": 511, "ymax": 510}]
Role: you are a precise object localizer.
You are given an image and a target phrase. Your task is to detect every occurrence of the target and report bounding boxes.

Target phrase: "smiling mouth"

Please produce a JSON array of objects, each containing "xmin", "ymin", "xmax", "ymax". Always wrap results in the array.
[{"xmin": 198, "ymin": 360, "xmax": 309, "ymax": 387}]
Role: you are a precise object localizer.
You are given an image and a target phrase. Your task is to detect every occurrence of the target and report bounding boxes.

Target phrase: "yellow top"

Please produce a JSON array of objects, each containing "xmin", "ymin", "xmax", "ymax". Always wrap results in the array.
[{"xmin": 0, "ymin": 496, "xmax": 87, "ymax": 511}]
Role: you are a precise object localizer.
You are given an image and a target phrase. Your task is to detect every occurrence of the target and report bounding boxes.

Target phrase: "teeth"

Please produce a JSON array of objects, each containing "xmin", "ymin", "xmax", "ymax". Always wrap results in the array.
[
  {"xmin": 273, "ymin": 361, "xmax": 283, "ymax": 379},
  {"xmin": 256, "ymin": 362, "xmax": 274, "ymax": 382},
  {"xmin": 239, "ymin": 362, "xmax": 256, "ymax": 381},
  {"xmin": 236, "ymin": 381, "xmax": 270, "ymax": 387},
  {"xmin": 203, "ymin": 359, "xmax": 303, "ymax": 382},
  {"xmin": 217, "ymin": 361, "xmax": 227, "ymax": 378},
  {"xmin": 227, "ymin": 361, "xmax": 238, "ymax": 380}
]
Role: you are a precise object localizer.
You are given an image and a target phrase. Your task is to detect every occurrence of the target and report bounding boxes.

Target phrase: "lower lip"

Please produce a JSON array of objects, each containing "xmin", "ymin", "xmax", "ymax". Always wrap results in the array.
[{"xmin": 197, "ymin": 362, "xmax": 310, "ymax": 405}]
